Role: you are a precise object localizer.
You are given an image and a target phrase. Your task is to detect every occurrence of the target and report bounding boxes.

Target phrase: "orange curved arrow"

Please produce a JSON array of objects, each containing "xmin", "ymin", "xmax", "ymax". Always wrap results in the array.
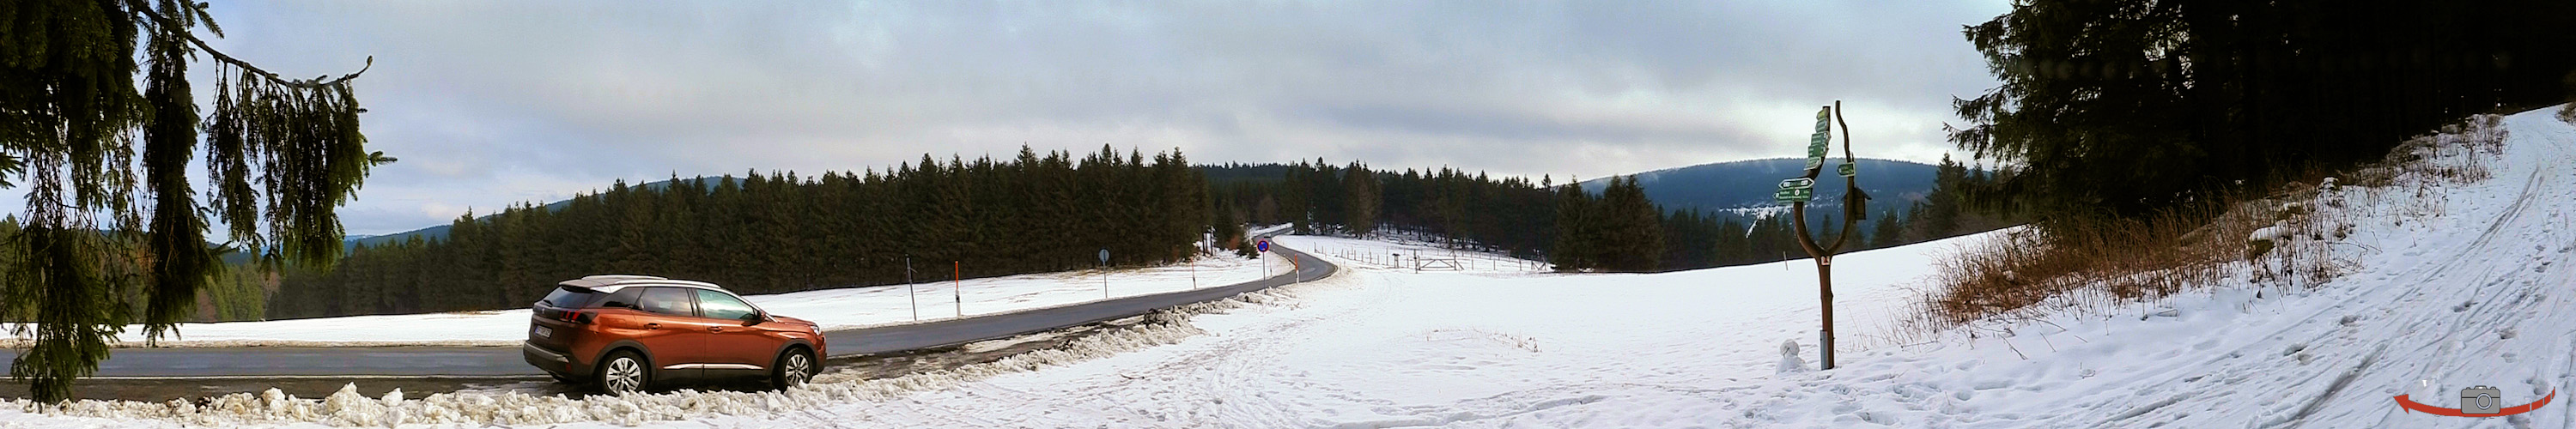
[{"xmin": 2394, "ymin": 388, "xmax": 2555, "ymax": 417}]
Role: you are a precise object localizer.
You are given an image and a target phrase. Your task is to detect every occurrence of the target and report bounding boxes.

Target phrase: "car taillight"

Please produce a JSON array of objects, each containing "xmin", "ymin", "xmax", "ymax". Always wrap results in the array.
[{"xmin": 560, "ymin": 309, "xmax": 592, "ymax": 324}]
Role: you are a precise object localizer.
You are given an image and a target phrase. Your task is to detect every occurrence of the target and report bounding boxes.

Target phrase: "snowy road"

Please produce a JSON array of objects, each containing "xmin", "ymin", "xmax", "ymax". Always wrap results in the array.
[{"xmin": 0, "ymin": 242, "xmax": 1333, "ymax": 379}]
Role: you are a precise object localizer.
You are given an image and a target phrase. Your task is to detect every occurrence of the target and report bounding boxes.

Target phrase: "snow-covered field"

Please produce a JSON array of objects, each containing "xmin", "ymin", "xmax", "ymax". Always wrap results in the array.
[
  {"xmin": 3, "ymin": 108, "xmax": 2568, "ymax": 427},
  {"xmin": 15, "ymin": 251, "xmax": 1297, "ymax": 347},
  {"xmin": 0, "ymin": 226, "xmax": 1989, "ymax": 427},
  {"xmin": 1276, "ymin": 234, "xmax": 1552, "ymax": 275}
]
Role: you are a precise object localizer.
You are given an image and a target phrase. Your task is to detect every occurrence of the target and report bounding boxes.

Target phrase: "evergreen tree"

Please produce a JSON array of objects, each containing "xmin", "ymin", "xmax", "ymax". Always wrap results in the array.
[
  {"xmin": 1911, "ymin": 155, "xmax": 1967, "ymax": 241},
  {"xmin": 1549, "ymin": 182, "xmax": 1595, "ymax": 271},
  {"xmin": 1595, "ymin": 176, "xmax": 1665, "ymax": 272},
  {"xmin": 2, "ymin": 1, "xmax": 389, "ymax": 402},
  {"xmin": 1952, "ymin": 0, "xmax": 2575, "ymax": 219},
  {"xmin": 270, "ymin": 147, "xmax": 1223, "ymax": 317},
  {"xmin": 1868, "ymin": 209, "xmax": 1903, "ymax": 248},
  {"xmin": 1214, "ymin": 198, "xmax": 1249, "ymax": 257},
  {"xmin": 1343, "ymin": 163, "xmax": 1381, "ymax": 237}
]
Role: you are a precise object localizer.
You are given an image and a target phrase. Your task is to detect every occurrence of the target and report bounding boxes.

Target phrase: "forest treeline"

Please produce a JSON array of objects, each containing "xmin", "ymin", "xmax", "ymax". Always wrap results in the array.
[
  {"xmin": 258, "ymin": 152, "xmax": 2006, "ymax": 320},
  {"xmin": 268, "ymin": 146, "xmax": 1210, "ymax": 319},
  {"xmin": 1951, "ymin": 0, "xmax": 2575, "ymax": 219},
  {"xmin": 1205, "ymin": 155, "xmax": 2009, "ymax": 274}
]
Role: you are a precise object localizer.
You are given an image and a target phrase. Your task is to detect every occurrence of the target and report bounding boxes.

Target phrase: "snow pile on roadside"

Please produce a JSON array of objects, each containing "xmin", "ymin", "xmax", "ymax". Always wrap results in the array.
[
  {"xmin": 1, "ymin": 272, "xmax": 1345, "ymax": 427},
  {"xmin": 1, "ymin": 250, "xmax": 1290, "ymax": 348}
]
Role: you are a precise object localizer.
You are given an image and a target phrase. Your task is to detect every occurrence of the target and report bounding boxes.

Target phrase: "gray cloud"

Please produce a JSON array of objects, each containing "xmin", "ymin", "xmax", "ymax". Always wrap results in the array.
[{"xmin": 189, "ymin": 0, "xmax": 2009, "ymax": 234}]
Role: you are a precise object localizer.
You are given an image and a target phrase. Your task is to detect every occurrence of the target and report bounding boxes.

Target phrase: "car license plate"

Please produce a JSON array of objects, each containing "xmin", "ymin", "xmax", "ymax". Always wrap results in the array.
[{"xmin": 533, "ymin": 326, "xmax": 552, "ymax": 338}]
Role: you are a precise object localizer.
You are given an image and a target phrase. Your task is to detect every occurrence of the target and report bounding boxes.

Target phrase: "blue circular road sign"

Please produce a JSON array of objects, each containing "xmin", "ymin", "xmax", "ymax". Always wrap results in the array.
[{"xmin": 1257, "ymin": 240, "xmax": 1270, "ymax": 252}]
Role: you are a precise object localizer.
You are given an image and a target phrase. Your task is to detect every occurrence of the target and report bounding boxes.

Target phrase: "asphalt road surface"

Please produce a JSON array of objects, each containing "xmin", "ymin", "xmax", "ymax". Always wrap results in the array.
[{"xmin": 0, "ymin": 240, "xmax": 1332, "ymax": 378}]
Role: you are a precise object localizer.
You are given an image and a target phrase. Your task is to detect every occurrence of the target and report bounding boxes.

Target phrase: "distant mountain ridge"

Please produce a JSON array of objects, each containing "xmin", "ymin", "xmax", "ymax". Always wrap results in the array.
[{"xmin": 1579, "ymin": 158, "xmax": 1941, "ymax": 215}]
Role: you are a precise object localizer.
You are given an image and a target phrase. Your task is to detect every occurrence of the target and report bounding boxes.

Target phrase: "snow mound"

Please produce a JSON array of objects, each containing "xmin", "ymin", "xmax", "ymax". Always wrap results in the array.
[{"xmin": 1777, "ymin": 340, "xmax": 1809, "ymax": 374}]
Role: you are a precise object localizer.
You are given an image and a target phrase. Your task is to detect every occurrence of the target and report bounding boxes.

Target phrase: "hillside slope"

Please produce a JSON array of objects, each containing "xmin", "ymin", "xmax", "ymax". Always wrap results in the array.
[
  {"xmin": 1582, "ymin": 158, "xmax": 1940, "ymax": 214},
  {"xmin": 1722, "ymin": 107, "xmax": 2576, "ymax": 426}
]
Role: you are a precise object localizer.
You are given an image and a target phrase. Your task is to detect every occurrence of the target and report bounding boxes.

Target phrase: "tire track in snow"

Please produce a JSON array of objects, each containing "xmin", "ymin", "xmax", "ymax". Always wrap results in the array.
[
  {"xmin": 2093, "ymin": 114, "xmax": 2575, "ymax": 427},
  {"xmin": 2351, "ymin": 114, "xmax": 2576, "ymax": 427},
  {"xmin": 2263, "ymin": 344, "xmax": 2385, "ymax": 429}
]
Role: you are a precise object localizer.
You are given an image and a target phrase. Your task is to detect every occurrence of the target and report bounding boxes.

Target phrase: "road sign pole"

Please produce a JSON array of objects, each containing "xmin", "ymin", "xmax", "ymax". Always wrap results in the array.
[
  {"xmin": 907, "ymin": 257, "xmax": 918, "ymax": 322},
  {"xmin": 1291, "ymin": 255, "xmax": 1301, "ymax": 284},
  {"xmin": 1779, "ymin": 101, "xmax": 1865, "ymax": 371},
  {"xmin": 953, "ymin": 261, "xmax": 962, "ymax": 318}
]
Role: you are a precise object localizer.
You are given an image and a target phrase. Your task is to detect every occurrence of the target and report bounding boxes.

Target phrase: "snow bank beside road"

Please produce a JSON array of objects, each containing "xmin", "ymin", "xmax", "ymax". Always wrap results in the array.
[
  {"xmin": 0, "ymin": 287, "xmax": 1296, "ymax": 428},
  {"xmin": 2, "ymin": 251, "xmax": 1292, "ymax": 348}
]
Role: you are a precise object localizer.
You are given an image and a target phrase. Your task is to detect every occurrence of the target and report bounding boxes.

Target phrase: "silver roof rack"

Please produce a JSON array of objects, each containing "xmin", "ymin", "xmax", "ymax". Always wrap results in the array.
[{"xmin": 557, "ymin": 275, "xmax": 726, "ymax": 293}]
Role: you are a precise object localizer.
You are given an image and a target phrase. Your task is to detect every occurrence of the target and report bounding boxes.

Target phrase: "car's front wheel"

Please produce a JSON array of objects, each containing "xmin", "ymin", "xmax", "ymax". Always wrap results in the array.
[
  {"xmin": 598, "ymin": 351, "xmax": 651, "ymax": 395},
  {"xmin": 771, "ymin": 347, "xmax": 815, "ymax": 390}
]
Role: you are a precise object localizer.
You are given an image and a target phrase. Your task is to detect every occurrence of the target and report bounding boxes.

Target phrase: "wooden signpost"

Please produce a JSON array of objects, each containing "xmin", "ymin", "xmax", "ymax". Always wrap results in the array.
[{"xmin": 1785, "ymin": 101, "xmax": 1868, "ymax": 370}]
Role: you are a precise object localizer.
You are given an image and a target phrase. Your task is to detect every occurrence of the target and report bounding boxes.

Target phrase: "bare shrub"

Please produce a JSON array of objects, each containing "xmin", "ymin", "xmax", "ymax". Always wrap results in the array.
[
  {"xmin": 1909, "ymin": 201, "xmax": 2239, "ymax": 329},
  {"xmin": 1907, "ymin": 114, "xmax": 2500, "ymax": 332},
  {"xmin": 2560, "ymin": 71, "xmax": 2575, "ymax": 124}
]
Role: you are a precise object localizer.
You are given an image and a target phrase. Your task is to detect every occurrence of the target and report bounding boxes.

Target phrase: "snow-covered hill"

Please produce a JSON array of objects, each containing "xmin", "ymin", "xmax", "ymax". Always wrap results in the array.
[
  {"xmin": 3, "ymin": 107, "xmax": 2568, "ymax": 427},
  {"xmin": 1721, "ymin": 107, "xmax": 2575, "ymax": 427}
]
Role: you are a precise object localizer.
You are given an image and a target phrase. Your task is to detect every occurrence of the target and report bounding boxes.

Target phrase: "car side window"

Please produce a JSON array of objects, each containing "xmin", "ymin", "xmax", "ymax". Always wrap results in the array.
[
  {"xmin": 638, "ymin": 287, "xmax": 696, "ymax": 317},
  {"xmin": 597, "ymin": 287, "xmax": 644, "ymax": 309},
  {"xmin": 694, "ymin": 289, "xmax": 758, "ymax": 322}
]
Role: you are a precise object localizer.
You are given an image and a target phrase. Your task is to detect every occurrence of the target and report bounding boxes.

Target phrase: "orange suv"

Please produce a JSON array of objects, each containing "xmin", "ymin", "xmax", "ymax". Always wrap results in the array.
[{"xmin": 522, "ymin": 275, "xmax": 826, "ymax": 394}]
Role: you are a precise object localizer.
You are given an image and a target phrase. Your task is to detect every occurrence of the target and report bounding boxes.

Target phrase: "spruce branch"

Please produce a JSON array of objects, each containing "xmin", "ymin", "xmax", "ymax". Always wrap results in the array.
[{"xmin": 125, "ymin": 0, "xmax": 371, "ymax": 89}]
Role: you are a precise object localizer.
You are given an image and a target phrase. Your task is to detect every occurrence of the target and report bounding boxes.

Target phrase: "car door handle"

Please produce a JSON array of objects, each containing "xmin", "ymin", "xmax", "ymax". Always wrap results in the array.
[
  {"xmin": 708, "ymin": 326, "xmax": 725, "ymax": 333},
  {"xmin": 644, "ymin": 323, "xmax": 659, "ymax": 329}
]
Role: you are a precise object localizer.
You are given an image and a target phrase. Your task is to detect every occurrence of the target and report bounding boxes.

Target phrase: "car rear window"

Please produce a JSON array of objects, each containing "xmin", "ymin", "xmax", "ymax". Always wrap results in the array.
[
  {"xmin": 596, "ymin": 287, "xmax": 645, "ymax": 309},
  {"xmin": 538, "ymin": 286, "xmax": 600, "ymax": 308},
  {"xmin": 639, "ymin": 287, "xmax": 696, "ymax": 316}
]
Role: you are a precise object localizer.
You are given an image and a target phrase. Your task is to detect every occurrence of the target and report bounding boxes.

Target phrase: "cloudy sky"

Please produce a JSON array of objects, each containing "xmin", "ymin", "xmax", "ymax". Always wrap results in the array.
[{"xmin": 190, "ymin": 0, "xmax": 2011, "ymax": 235}]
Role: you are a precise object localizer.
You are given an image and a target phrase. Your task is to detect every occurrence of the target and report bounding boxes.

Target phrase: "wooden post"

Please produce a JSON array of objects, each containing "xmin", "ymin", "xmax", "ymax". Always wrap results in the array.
[{"xmin": 1788, "ymin": 100, "xmax": 1867, "ymax": 371}]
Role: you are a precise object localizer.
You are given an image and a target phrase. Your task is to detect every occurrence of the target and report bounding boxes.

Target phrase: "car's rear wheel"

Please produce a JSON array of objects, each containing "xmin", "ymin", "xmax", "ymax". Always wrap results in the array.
[
  {"xmin": 598, "ymin": 351, "xmax": 650, "ymax": 395},
  {"xmin": 771, "ymin": 347, "xmax": 814, "ymax": 390}
]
